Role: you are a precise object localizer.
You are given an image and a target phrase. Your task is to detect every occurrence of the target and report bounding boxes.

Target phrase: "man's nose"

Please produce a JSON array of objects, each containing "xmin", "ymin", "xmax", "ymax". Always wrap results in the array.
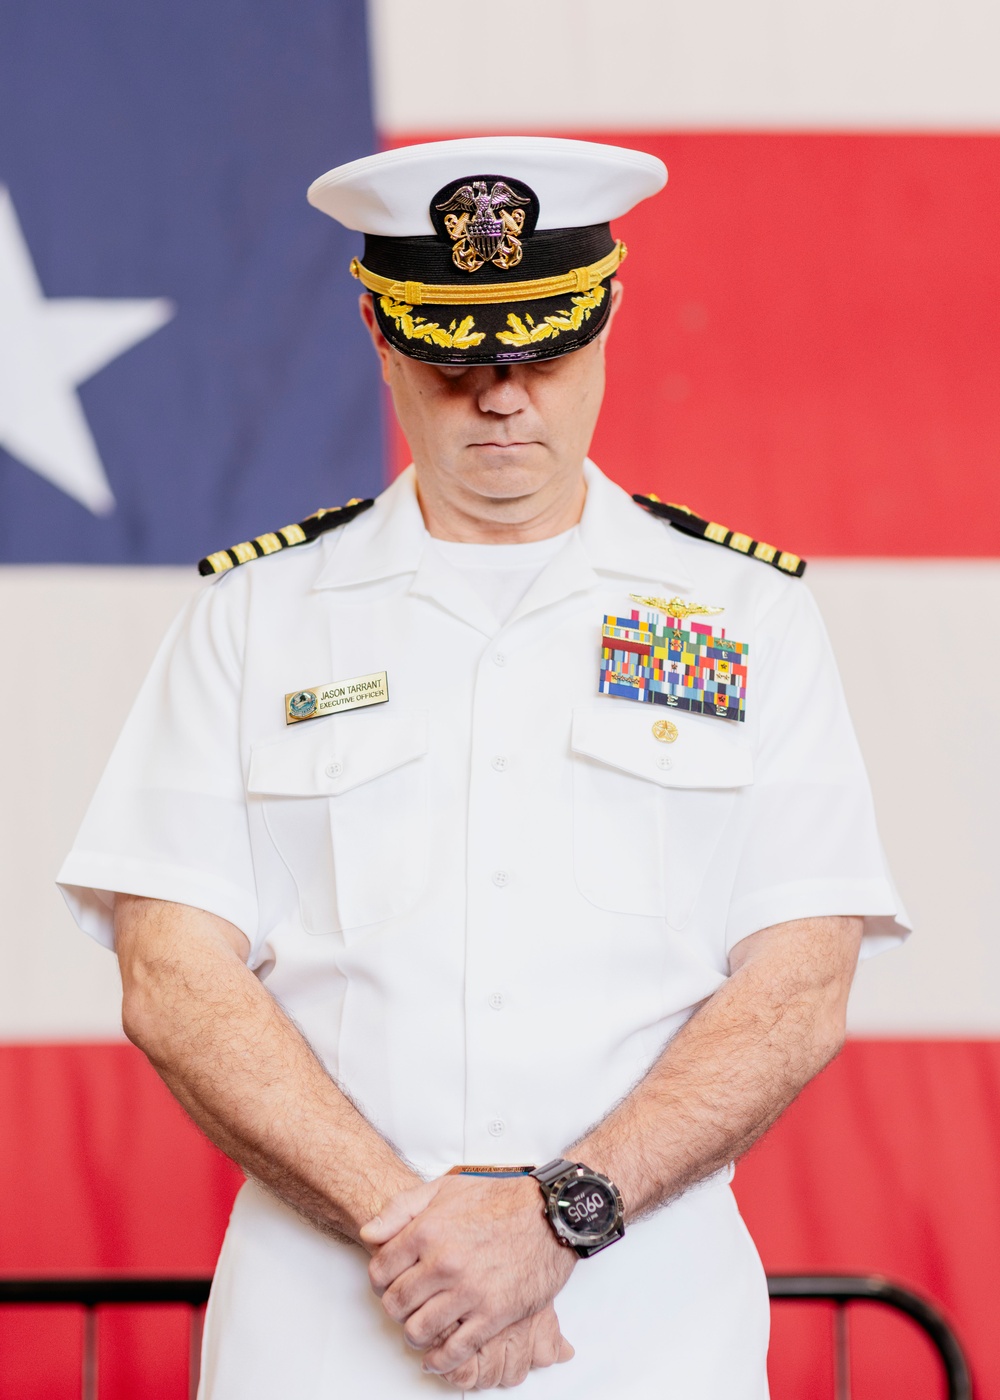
[{"xmin": 476, "ymin": 365, "xmax": 530, "ymax": 415}]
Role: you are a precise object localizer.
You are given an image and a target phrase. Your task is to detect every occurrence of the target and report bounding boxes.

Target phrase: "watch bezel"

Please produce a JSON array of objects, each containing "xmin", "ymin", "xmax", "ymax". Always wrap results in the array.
[{"xmin": 538, "ymin": 1164, "xmax": 624, "ymax": 1252}]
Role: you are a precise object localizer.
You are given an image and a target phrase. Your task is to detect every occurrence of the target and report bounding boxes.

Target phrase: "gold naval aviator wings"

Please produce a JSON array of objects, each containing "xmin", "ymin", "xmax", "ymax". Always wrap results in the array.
[
  {"xmin": 629, "ymin": 595, "xmax": 724, "ymax": 620},
  {"xmin": 633, "ymin": 494, "xmax": 806, "ymax": 578},
  {"xmin": 198, "ymin": 498, "xmax": 374, "ymax": 576}
]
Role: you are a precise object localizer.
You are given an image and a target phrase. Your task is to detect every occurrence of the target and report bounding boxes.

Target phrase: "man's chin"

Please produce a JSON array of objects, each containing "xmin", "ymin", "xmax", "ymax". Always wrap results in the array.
[{"xmin": 462, "ymin": 443, "xmax": 548, "ymax": 495}]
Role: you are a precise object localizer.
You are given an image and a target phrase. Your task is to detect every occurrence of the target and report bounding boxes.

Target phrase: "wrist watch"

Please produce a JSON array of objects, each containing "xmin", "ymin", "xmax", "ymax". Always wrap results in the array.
[{"xmin": 529, "ymin": 1158, "xmax": 625, "ymax": 1258}]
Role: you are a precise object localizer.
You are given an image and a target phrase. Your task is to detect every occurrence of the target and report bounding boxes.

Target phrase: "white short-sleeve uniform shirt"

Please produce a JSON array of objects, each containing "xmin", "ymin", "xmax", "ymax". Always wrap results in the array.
[{"xmin": 59, "ymin": 462, "xmax": 908, "ymax": 1400}]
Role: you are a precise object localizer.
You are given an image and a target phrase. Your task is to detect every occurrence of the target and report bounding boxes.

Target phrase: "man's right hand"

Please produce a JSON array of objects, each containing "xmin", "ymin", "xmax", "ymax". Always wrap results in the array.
[{"xmin": 438, "ymin": 1305, "xmax": 573, "ymax": 1391}]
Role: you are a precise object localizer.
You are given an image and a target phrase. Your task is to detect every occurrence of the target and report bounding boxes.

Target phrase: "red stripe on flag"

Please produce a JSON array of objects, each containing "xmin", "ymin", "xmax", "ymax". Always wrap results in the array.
[
  {"xmin": 0, "ymin": 1044, "xmax": 240, "ymax": 1399},
  {"xmin": 736, "ymin": 1039, "xmax": 1000, "ymax": 1397},
  {"xmin": 2, "ymin": 1041, "xmax": 997, "ymax": 1394},
  {"xmin": 386, "ymin": 133, "xmax": 1000, "ymax": 557}
]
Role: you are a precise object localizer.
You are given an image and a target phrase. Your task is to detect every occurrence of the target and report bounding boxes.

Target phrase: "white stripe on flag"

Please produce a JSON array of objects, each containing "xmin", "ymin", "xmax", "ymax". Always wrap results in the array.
[
  {"xmin": 2, "ymin": 561, "xmax": 999, "ymax": 1039},
  {"xmin": 810, "ymin": 560, "xmax": 1000, "ymax": 1035},
  {"xmin": 0, "ymin": 567, "xmax": 197, "ymax": 1041},
  {"xmin": 369, "ymin": 0, "xmax": 1000, "ymax": 132}
]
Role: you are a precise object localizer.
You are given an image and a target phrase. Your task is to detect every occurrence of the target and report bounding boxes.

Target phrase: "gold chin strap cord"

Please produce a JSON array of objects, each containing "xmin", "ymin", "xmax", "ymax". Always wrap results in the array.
[{"xmin": 350, "ymin": 241, "xmax": 627, "ymax": 307}]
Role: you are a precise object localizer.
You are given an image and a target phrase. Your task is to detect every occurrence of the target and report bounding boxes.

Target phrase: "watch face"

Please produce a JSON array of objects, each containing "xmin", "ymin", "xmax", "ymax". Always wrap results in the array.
[{"xmin": 555, "ymin": 1175, "xmax": 618, "ymax": 1238}]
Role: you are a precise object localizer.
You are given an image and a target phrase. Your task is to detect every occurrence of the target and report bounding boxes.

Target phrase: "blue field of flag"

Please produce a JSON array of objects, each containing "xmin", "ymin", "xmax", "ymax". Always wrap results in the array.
[{"xmin": 0, "ymin": 0, "xmax": 382, "ymax": 564}]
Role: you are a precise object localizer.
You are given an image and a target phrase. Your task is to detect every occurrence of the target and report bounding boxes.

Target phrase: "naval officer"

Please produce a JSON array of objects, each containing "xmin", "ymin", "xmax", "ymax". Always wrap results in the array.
[{"xmin": 58, "ymin": 136, "xmax": 908, "ymax": 1397}]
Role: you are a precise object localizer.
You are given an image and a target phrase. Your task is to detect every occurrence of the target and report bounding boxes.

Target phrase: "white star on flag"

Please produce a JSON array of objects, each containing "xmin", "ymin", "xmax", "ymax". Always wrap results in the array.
[{"xmin": 0, "ymin": 186, "xmax": 174, "ymax": 515}]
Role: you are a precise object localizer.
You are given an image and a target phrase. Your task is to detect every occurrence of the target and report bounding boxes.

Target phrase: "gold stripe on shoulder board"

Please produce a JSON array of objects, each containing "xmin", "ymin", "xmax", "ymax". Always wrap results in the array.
[
  {"xmin": 197, "ymin": 497, "xmax": 374, "ymax": 576},
  {"xmin": 633, "ymin": 494, "xmax": 806, "ymax": 578}
]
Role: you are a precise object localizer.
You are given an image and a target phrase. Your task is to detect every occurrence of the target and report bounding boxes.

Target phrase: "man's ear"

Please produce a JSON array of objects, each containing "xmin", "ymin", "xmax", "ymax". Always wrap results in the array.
[
  {"xmin": 601, "ymin": 278, "xmax": 625, "ymax": 341},
  {"xmin": 359, "ymin": 293, "xmax": 394, "ymax": 386}
]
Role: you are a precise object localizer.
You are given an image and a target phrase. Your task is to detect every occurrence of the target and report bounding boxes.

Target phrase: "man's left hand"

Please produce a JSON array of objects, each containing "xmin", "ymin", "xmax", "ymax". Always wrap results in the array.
[
  {"xmin": 439, "ymin": 1305, "xmax": 574, "ymax": 1391},
  {"xmin": 361, "ymin": 1175, "xmax": 576, "ymax": 1374}
]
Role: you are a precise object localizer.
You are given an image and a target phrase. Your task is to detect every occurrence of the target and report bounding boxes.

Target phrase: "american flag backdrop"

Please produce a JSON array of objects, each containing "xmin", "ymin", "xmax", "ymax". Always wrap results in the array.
[{"xmin": 1, "ymin": 1, "xmax": 999, "ymax": 1394}]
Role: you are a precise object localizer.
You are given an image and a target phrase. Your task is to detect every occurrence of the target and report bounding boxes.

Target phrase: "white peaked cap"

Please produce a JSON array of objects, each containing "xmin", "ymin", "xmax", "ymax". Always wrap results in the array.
[{"xmin": 308, "ymin": 136, "xmax": 667, "ymax": 236}]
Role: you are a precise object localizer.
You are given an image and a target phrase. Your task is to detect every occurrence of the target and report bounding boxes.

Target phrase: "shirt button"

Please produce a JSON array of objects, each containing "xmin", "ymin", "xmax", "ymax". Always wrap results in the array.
[
  {"xmin": 493, "ymin": 651, "xmax": 506, "ymax": 666},
  {"xmin": 656, "ymin": 755, "xmax": 673, "ymax": 771},
  {"xmin": 491, "ymin": 755, "xmax": 509, "ymax": 772},
  {"xmin": 488, "ymin": 1118, "xmax": 506, "ymax": 1137},
  {"xmin": 488, "ymin": 992, "xmax": 505, "ymax": 1010},
  {"xmin": 325, "ymin": 760, "xmax": 343, "ymax": 778},
  {"xmin": 492, "ymin": 870, "xmax": 509, "ymax": 888}
]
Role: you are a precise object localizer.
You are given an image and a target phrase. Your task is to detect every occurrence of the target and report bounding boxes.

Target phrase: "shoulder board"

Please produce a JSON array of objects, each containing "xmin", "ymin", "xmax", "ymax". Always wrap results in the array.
[
  {"xmin": 633, "ymin": 494, "xmax": 806, "ymax": 578},
  {"xmin": 198, "ymin": 498, "xmax": 375, "ymax": 577}
]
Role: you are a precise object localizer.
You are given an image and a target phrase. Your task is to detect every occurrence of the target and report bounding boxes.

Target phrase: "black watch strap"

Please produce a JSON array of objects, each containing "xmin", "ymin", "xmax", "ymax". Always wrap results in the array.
[{"xmin": 530, "ymin": 1158, "xmax": 576, "ymax": 1187}]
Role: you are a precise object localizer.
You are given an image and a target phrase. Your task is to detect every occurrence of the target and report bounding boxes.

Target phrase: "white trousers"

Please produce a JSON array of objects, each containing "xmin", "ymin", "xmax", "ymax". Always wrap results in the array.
[{"xmin": 199, "ymin": 1177, "xmax": 770, "ymax": 1400}]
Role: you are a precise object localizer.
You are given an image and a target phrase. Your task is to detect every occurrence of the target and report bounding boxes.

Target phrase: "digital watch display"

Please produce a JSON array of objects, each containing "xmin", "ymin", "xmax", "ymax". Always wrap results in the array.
[{"xmin": 529, "ymin": 1159, "xmax": 625, "ymax": 1258}]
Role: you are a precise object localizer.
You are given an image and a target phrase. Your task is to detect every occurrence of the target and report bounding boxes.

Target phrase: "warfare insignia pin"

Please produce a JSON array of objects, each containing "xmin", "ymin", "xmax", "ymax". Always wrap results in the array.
[
  {"xmin": 629, "ymin": 594, "xmax": 724, "ymax": 621},
  {"xmin": 599, "ymin": 609, "xmax": 749, "ymax": 722},
  {"xmin": 285, "ymin": 671, "xmax": 389, "ymax": 725}
]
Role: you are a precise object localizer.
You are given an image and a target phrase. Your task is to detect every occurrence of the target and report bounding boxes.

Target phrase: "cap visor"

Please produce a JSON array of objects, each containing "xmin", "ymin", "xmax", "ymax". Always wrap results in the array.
[{"xmin": 371, "ymin": 277, "xmax": 614, "ymax": 365}]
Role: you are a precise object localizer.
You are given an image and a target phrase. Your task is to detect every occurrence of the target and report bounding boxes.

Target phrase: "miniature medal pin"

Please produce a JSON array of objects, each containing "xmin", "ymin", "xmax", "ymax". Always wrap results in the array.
[
  {"xmin": 630, "ymin": 594, "xmax": 724, "ymax": 620},
  {"xmin": 285, "ymin": 671, "xmax": 389, "ymax": 725}
]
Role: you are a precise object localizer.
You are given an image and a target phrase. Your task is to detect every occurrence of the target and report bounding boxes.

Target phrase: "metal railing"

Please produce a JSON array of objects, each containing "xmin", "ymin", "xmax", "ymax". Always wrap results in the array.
[
  {"xmin": 0, "ymin": 1272, "xmax": 973, "ymax": 1399},
  {"xmin": 0, "ymin": 1276, "xmax": 210, "ymax": 1400},
  {"xmin": 767, "ymin": 1274, "xmax": 973, "ymax": 1400}
]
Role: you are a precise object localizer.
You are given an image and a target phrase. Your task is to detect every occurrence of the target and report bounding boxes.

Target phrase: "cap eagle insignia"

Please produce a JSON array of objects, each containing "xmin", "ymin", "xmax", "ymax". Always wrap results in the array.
[{"xmin": 435, "ymin": 180, "xmax": 532, "ymax": 273}]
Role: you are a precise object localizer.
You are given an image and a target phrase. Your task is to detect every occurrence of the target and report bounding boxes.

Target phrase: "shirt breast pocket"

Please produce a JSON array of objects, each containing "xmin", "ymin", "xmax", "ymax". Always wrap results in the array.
[
  {"xmin": 248, "ymin": 708, "xmax": 429, "ymax": 937},
  {"xmin": 571, "ymin": 705, "xmax": 754, "ymax": 927}
]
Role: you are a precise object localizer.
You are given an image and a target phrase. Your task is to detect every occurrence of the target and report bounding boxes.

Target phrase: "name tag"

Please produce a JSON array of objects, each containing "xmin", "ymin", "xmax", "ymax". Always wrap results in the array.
[{"xmin": 285, "ymin": 670, "xmax": 389, "ymax": 724}]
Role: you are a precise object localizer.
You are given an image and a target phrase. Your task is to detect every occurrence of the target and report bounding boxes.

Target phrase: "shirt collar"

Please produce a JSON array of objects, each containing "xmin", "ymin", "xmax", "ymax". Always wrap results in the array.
[
  {"xmin": 577, "ymin": 459, "xmax": 694, "ymax": 591},
  {"xmin": 312, "ymin": 468, "xmax": 501, "ymax": 633},
  {"xmin": 312, "ymin": 459, "xmax": 694, "ymax": 599},
  {"xmin": 313, "ymin": 466, "xmax": 427, "ymax": 590}
]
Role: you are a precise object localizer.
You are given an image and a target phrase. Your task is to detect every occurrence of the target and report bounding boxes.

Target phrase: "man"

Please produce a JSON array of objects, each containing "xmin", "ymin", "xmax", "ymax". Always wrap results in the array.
[{"xmin": 58, "ymin": 137, "xmax": 908, "ymax": 1397}]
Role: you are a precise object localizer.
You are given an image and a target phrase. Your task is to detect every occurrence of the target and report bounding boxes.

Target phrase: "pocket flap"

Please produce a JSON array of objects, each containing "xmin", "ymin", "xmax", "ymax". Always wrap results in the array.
[
  {"xmin": 249, "ymin": 708, "xmax": 428, "ymax": 797},
  {"xmin": 571, "ymin": 703, "xmax": 753, "ymax": 789}
]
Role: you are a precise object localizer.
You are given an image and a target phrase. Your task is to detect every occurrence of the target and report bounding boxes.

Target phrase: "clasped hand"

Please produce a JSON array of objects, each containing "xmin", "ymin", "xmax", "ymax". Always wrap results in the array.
[{"xmin": 361, "ymin": 1175, "xmax": 576, "ymax": 1390}]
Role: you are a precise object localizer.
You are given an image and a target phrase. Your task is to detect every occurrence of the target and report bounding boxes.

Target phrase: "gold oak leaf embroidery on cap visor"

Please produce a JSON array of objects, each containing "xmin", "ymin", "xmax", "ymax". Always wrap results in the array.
[
  {"xmin": 378, "ymin": 296, "xmax": 485, "ymax": 348},
  {"xmin": 495, "ymin": 284, "xmax": 606, "ymax": 347}
]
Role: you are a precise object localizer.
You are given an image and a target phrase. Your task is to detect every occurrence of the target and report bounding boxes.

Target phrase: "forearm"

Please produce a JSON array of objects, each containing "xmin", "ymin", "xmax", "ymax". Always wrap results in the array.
[
  {"xmin": 115, "ymin": 895, "xmax": 418, "ymax": 1242},
  {"xmin": 574, "ymin": 915, "xmax": 862, "ymax": 1219},
  {"xmin": 356, "ymin": 920, "xmax": 862, "ymax": 1382}
]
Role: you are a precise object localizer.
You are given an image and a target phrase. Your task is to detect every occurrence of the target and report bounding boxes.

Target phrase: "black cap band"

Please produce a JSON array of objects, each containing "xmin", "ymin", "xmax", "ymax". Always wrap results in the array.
[{"xmin": 363, "ymin": 222, "xmax": 615, "ymax": 288}]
